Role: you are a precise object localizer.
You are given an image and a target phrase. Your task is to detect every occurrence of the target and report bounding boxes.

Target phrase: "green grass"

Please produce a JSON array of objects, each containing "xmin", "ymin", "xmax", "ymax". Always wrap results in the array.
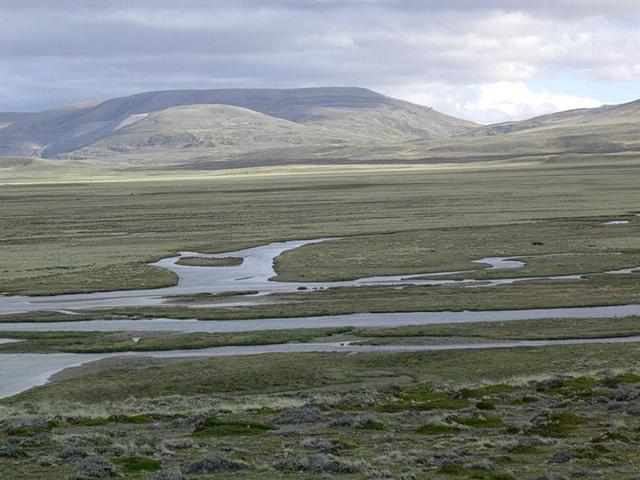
[
  {"xmin": 528, "ymin": 411, "xmax": 587, "ymax": 437},
  {"xmin": 475, "ymin": 401, "xmax": 497, "ymax": 410},
  {"xmin": 356, "ymin": 316, "xmax": 640, "ymax": 343},
  {"xmin": 175, "ymin": 256, "xmax": 243, "ymax": 267},
  {"xmin": 191, "ymin": 417, "xmax": 275, "ymax": 437},
  {"xmin": 437, "ymin": 462, "xmax": 517, "ymax": 479},
  {"xmin": 377, "ymin": 397, "xmax": 469, "ymax": 412},
  {"xmin": 3, "ymin": 158, "xmax": 640, "ymax": 480},
  {"xmin": 549, "ymin": 377, "xmax": 600, "ymax": 394},
  {"xmin": 274, "ymin": 217, "xmax": 640, "ymax": 282},
  {"xmin": 3, "ymin": 365, "xmax": 640, "ymax": 479},
  {"xmin": 457, "ymin": 384, "xmax": 515, "ymax": 398},
  {"xmin": 416, "ymin": 423, "xmax": 461, "ymax": 435},
  {"xmin": 608, "ymin": 373, "xmax": 640, "ymax": 385},
  {"xmin": 3, "ymin": 158, "xmax": 640, "ymax": 296},
  {"xmin": 70, "ymin": 272, "xmax": 640, "ymax": 321},
  {"xmin": 452, "ymin": 414, "xmax": 504, "ymax": 428},
  {"xmin": 3, "ymin": 315, "xmax": 640, "ymax": 355},
  {"xmin": 168, "ymin": 290, "xmax": 259, "ymax": 303},
  {"xmin": 0, "ymin": 328, "xmax": 351, "ymax": 353},
  {"xmin": 67, "ymin": 414, "xmax": 165, "ymax": 426},
  {"xmin": 8, "ymin": 342, "xmax": 640, "ymax": 404},
  {"xmin": 114, "ymin": 456, "xmax": 161, "ymax": 473}
]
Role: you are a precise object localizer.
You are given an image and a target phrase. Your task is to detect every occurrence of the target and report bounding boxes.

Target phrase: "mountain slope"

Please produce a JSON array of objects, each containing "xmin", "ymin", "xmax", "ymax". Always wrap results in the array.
[
  {"xmin": 0, "ymin": 87, "xmax": 476, "ymax": 158},
  {"xmin": 73, "ymin": 104, "xmax": 350, "ymax": 157},
  {"xmin": 389, "ymin": 98, "xmax": 640, "ymax": 160},
  {"xmin": 0, "ymin": 112, "xmax": 34, "ymax": 130},
  {"xmin": 468, "ymin": 99, "xmax": 640, "ymax": 137}
]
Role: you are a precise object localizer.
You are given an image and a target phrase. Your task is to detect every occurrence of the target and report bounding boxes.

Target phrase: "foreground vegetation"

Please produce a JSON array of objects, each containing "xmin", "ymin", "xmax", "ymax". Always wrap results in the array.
[{"xmin": 3, "ymin": 343, "xmax": 640, "ymax": 479}]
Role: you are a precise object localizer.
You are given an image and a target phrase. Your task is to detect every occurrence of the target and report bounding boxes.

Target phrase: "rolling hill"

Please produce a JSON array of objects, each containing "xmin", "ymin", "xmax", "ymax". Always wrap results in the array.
[
  {"xmin": 0, "ymin": 112, "xmax": 34, "ymax": 130},
  {"xmin": 0, "ymin": 88, "xmax": 638, "ymax": 173},
  {"xmin": 468, "ymin": 99, "xmax": 640, "ymax": 137},
  {"xmin": 384, "ymin": 98, "xmax": 640, "ymax": 162},
  {"xmin": 0, "ymin": 87, "xmax": 476, "ymax": 159}
]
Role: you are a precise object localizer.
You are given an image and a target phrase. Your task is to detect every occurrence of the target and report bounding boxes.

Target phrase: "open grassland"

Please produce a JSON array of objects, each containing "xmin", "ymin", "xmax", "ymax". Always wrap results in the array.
[
  {"xmin": 274, "ymin": 216, "xmax": 640, "ymax": 281},
  {"xmin": 2, "ymin": 157, "xmax": 640, "ymax": 296},
  {"xmin": 2, "ymin": 157, "xmax": 640, "ymax": 479},
  {"xmin": 3, "ymin": 344, "xmax": 640, "ymax": 479},
  {"xmin": 355, "ymin": 316, "xmax": 640, "ymax": 344}
]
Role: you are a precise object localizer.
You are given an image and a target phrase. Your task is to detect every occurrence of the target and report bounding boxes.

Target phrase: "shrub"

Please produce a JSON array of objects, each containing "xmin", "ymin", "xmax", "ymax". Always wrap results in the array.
[
  {"xmin": 274, "ymin": 453, "xmax": 364, "ymax": 474},
  {"xmin": 153, "ymin": 472, "xmax": 185, "ymax": 480},
  {"xmin": 164, "ymin": 438, "xmax": 194, "ymax": 450},
  {"xmin": 272, "ymin": 406, "xmax": 322, "ymax": 425},
  {"xmin": 191, "ymin": 416, "xmax": 275, "ymax": 437},
  {"xmin": 0, "ymin": 415, "xmax": 51, "ymax": 436},
  {"xmin": 301, "ymin": 437, "xmax": 346, "ymax": 453},
  {"xmin": 0, "ymin": 438, "xmax": 26, "ymax": 458},
  {"xmin": 73, "ymin": 456, "xmax": 117, "ymax": 478},
  {"xmin": 182, "ymin": 453, "xmax": 248, "ymax": 474},
  {"xmin": 59, "ymin": 445, "xmax": 88, "ymax": 461},
  {"xmin": 357, "ymin": 414, "xmax": 385, "ymax": 430}
]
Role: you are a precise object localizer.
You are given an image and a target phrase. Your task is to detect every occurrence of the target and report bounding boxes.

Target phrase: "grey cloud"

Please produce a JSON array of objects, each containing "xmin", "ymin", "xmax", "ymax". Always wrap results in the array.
[{"xmin": 0, "ymin": 0, "xmax": 637, "ymax": 114}]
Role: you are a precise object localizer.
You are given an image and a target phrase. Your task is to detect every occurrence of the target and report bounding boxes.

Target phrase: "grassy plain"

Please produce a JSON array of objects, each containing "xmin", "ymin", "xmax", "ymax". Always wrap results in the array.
[
  {"xmin": 2, "ymin": 156, "xmax": 640, "ymax": 296},
  {"xmin": 2, "ymin": 157, "xmax": 640, "ymax": 479},
  {"xmin": 274, "ymin": 217, "xmax": 640, "ymax": 281}
]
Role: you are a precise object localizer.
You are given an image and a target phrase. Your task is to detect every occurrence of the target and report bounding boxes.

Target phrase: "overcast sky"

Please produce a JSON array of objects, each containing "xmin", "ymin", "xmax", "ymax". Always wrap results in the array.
[{"xmin": 1, "ymin": 0, "xmax": 639, "ymax": 123}]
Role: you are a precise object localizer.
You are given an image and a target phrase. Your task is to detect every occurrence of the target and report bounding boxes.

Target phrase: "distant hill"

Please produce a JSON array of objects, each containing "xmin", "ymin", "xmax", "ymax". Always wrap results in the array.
[
  {"xmin": 1, "ymin": 89, "xmax": 638, "ymax": 170},
  {"xmin": 467, "ymin": 99, "xmax": 640, "ymax": 137},
  {"xmin": 390, "ymin": 98, "xmax": 640, "ymax": 161},
  {"xmin": 0, "ymin": 87, "xmax": 476, "ymax": 159},
  {"xmin": 0, "ymin": 112, "xmax": 34, "ymax": 130}
]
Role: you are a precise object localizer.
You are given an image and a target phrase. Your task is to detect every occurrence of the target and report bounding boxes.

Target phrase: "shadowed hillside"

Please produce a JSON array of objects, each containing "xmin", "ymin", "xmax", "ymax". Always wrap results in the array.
[
  {"xmin": 0, "ymin": 113, "xmax": 34, "ymax": 130},
  {"xmin": 1, "ymin": 89, "xmax": 638, "ymax": 172},
  {"xmin": 0, "ymin": 87, "xmax": 475, "ymax": 158}
]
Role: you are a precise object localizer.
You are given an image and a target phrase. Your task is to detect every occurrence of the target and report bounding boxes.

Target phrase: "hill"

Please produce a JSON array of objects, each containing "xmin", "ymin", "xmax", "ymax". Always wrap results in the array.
[
  {"xmin": 1, "ymin": 89, "xmax": 638, "ymax": 172},
  {"xmin": 0, "ymin": 112, "xmax": 34, "ymax": 130},
  {"xmin": 468, "ymin": 99, "xmax": 640, "ymax": 137},
  {"xmin": 0, "ymin": 87, "xmax": 475, "ymax": 159}
]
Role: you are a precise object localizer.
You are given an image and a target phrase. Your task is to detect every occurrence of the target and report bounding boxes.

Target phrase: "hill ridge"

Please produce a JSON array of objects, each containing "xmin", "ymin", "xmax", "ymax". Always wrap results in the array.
[{"xmin": 0, "ymin": 87, "xmax": 475, "ymax": 158}]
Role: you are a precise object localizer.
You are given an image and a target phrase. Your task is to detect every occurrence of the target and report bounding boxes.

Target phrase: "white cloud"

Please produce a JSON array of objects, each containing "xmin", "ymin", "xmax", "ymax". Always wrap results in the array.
[
  {"xmin": 0, "ymin": 1, "xmax": 637, "ymax": 115},
  {"xmin": 382, "ymin": 82, "xmax": 602, "ymax": 124},
  {"xmin": 461, "ymin": 82, "xmax": 602, "ymax": 123}
]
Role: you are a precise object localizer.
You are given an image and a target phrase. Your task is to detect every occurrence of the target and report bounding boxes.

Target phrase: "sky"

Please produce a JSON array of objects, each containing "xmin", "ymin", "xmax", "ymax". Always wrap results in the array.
[{"xmin": 1, "ymin": 0, "xmax": 639, "ymax": 123}]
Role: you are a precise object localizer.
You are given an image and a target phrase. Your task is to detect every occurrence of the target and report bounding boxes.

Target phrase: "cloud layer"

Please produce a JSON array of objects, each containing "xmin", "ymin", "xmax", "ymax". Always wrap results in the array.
[{"xmin": 1, "ymin": 1, "xmax": 638, "ymax": 122}]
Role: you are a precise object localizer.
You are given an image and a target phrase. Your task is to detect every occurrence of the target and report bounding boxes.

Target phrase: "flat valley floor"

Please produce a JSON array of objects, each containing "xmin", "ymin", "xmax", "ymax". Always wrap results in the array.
[{"xmin": 1, "ymin": 156, "xmax": 640, "ymax": 479}]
